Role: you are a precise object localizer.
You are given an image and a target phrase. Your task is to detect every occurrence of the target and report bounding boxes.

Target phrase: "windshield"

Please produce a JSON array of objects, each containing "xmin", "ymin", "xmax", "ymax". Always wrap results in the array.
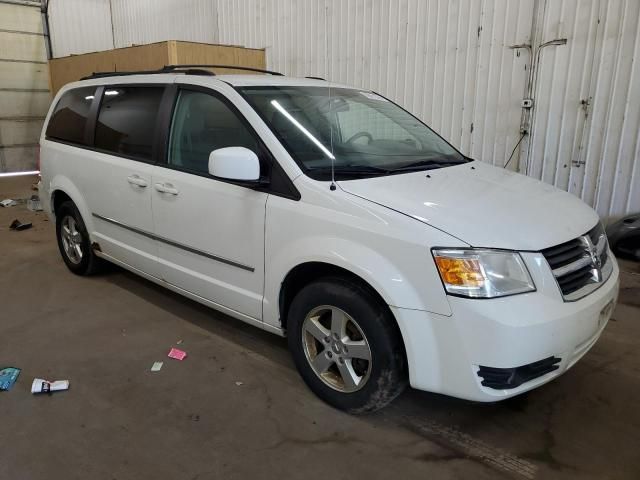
[{"xmin": 238, "ymin": 86, "xmax": 467, "ymax": 180}]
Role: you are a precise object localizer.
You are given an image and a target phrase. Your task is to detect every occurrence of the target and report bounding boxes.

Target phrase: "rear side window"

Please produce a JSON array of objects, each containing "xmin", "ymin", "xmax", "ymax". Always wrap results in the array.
[
  {"xmin": 95, "ymin": 86, "xmax": 164, "ymax": 162},
  {"xmin": 46, "ymin": 87, "xmax": 96, "ymax": 145}
]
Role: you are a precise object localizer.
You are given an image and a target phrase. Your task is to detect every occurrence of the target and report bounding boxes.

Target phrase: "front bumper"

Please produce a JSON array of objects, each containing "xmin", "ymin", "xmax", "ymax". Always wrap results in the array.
[{"xmin": 393, "ymin": 252, "xmax": 620, "ymax": 402}]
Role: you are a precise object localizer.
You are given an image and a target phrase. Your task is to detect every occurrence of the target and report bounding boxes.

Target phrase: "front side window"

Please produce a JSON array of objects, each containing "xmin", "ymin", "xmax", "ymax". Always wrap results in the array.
[
  {"xmin": 168, "ymin": 90, "xmax": 259, "ymax": 174},
  {"xmin": 46, "ymin": 87, "xmax": 96, "ymax": 145},
  {"xmin": 94, "ymin": 86, "xmax": 164, "ymax": 162},
  {"xmin": 239, "ymin": 86, "xmax": 467, "ymax": 180}
]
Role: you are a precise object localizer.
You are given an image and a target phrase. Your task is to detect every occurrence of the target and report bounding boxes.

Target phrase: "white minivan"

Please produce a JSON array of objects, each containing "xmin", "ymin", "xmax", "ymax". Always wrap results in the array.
[{"xmin": 40, "ymin": 65, "xmax": 619, "ymax": 413}]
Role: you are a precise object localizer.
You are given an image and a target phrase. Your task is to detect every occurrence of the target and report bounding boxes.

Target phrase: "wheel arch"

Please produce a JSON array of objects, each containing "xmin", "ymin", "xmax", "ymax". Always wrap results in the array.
[
  {"xmin": 279, "ymin": 261, "xmax": 393, "ymax": 332},
  {"xmin": 49, "ymin": 176, "xmax": 93, "ymax": 231}
]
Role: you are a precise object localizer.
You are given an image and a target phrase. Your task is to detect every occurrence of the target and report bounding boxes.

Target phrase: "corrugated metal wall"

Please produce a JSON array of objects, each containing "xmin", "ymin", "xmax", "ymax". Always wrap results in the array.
[
  {"xmin": 49, "ymin": 0, "xmax": 114, "ymax": 59},
  {"xmin": 526, "ymin": 0, "xmax": 640, "ymax": 221},
  {"xmin": 47, "ymin": 0, "xmax": 639, "ymax": 219},
  {"xmin": 215, "ymin": 0, "xmax": 534, "ymax": 173}
]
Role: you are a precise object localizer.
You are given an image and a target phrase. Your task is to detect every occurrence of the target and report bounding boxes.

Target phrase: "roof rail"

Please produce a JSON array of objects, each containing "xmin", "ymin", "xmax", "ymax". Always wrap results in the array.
[
  {"xmin": 162, "ymin": 64, "xmax": 284, "ymax": 76},
  {"xmin": 80, "ymin": 64, "xmax": 284, "ymax": 81},
  {"xmin": 305, "ymin": 76, "xmax": 326, "ymax": 81},
  {"xmin": 81, "ymin": 68, "xmax": 215, "ymax": 80}
]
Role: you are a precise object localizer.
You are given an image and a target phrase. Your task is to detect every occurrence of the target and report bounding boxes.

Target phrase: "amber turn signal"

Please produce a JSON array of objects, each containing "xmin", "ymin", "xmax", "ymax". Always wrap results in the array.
[{"xmin": 434, "ymin": 257, "xmax": 484, "ymax": 287}]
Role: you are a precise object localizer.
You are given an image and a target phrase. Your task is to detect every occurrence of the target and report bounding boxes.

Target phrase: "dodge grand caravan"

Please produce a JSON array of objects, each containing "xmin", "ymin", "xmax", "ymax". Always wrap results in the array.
[{"xmin": 39, "ymin": 66, "xmax": 619, "ymax": 413}]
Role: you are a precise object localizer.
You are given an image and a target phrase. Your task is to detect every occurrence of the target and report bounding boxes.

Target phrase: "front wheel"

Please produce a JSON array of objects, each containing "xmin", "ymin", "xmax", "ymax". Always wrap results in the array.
[{"xmin": 287, "ymin": 277, "xmax": 407, "ymax": 413}]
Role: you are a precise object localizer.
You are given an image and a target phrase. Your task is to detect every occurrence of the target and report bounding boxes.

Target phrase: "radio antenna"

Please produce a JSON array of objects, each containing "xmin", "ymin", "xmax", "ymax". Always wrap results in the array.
[
  {"xmin": 329, "ymin": 82, "xmax": 336, "ymax": 191},
  {"xmin": 326, "ymin": 6, "xmax": 336, "ymax": 191}
]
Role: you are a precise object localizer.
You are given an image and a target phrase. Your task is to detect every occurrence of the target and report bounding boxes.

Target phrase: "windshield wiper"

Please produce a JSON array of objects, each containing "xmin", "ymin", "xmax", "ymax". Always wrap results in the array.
[
  {"xmin": 307, "ymin": 165, "xmax": 392, "ymax": 176},
  {"xmin": 390, "ymin": 158, "xmax": 466, "ymax": 172}
]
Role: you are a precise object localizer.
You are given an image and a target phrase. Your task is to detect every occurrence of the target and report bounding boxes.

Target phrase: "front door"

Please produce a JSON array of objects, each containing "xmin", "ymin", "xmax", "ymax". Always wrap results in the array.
[{"xmin": 151, "ymin": 86, "xmax": 267, "ymax": 320}]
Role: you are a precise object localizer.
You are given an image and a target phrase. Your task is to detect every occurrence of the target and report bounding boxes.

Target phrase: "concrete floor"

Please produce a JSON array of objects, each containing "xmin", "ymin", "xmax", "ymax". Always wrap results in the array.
[{"xmin": 1, "ymin": 175, "xmax": 639, "ymax": 480}]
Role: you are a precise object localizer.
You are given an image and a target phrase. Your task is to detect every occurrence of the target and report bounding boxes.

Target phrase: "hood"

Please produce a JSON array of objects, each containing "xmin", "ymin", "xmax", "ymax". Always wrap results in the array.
[{"xmin": 338, "ymin": 161, "xmax": 599, "ymax": 251}]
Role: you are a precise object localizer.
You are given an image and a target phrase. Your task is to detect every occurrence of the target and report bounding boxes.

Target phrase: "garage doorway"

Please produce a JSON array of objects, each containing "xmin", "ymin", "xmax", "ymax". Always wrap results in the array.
[{"xmin": 0, "ymin": 0, "xmax": 50, "ymax": 173}]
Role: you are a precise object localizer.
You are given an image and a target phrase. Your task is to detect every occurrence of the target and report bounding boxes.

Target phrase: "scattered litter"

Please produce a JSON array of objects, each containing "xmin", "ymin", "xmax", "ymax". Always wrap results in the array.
[
  {"xmin": 151, "ymin": 361, "xmax": 163, "ymax": 372},
  {"xmin": 9, "ymin": 219, "xmax": 32, "ymax": 231},
  {"xmin": 27, "ymin": 195, "xmax": 43, "ymax": 211},
  {"xmin": 0, "ymin": 367, "xmax": 21, "ymax": 391},
  {"xmin": 1, "ymin": 199, "xmax": 17, "ymax": 208},
  {"xmin": 31, "ymin": 378, "xmax": 69, "ymax": 394},
  {"xmin": 235, "ymin": 381, "xmax": 244, "ymax": 387},
  {"xmin": 176, "ymin": 339, "xmax": 183, "ymax": 345},
  {"xmin": 168, "ymin": 348, "xmax": 187, "ymax": 361}
]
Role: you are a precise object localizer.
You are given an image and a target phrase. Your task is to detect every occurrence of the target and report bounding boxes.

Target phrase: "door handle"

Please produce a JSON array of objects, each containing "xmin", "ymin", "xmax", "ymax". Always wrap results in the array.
[
  {"xmin": 154, "ymin": 183, "xmax": 179, "ymax": 195},
  {"xmin": 127, "ymin": 175, "xmax": 148, "ymax": 187}
]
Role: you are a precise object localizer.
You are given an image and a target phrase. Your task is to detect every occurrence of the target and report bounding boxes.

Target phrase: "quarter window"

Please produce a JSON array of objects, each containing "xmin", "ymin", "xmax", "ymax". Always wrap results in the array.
[
  {"xmin": 168, "ymin": 90, "xmax": 259, "ymax": 174},
  {"xmin": 46, "ymin": 87, "xmax": 96, "ymax": 145},
  {"xmin": 95, "ymin": 87, "xmax": 164, "ymax": 162}
]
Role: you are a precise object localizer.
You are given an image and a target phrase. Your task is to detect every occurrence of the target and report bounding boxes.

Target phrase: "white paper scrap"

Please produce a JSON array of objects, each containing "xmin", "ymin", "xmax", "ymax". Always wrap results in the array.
[
  {"xmin": 151, "ymin": 361, "xmax": 163, "ymax": 372},
  {"xmin": 31, "ymin": 378, "xmax": 69, "ymax": 394}
]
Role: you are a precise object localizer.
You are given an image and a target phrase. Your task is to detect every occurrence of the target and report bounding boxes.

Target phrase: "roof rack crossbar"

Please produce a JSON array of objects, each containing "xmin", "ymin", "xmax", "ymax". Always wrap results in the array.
[{"xmin": 162, "ymin": 64, "xmax": 284, "ymax": 76}]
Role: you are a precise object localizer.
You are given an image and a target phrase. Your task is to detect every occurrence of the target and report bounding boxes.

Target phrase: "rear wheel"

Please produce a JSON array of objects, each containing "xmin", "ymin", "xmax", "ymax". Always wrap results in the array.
[
  {"xmin": 55, "ymin": 201, "xmax": 102, "ymax": 275},
  {"xmin": 287, "ymin": 277, "xmax": 407, "ymax": 413}
]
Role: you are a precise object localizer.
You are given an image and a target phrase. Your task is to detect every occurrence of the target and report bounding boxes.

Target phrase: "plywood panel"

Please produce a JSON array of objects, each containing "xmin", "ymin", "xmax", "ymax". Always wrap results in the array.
[
  {"xmin": 0, "ymin": 32, "xmax": 47, "ymax": 62},
  {"xmin": 0, "ymin": 91, "xmax": 51, "ymax": 118},
  {"xmin": 48, "ymin": 42, "xmax": 171, "ymax": 94},
  {"xmin": 173, "ymin": 41, "xmax": 265, "ymax": 75},
  {"xmin": 48, "ymin": 41, "xmax": 266, "ymax": 94},
  {"xmin": 0, "ymin": 60, "xmax": 49, "ymax": 90},
  {"xmin": 0, "ymin": 3, "xmax": 43, "ymax": 33}
]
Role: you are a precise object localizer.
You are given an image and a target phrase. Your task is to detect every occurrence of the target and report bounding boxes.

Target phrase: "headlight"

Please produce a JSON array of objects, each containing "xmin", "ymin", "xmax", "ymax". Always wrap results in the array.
[{"xmin": 432, "ymin": 249, "xmax": 535, "ymax": 298}]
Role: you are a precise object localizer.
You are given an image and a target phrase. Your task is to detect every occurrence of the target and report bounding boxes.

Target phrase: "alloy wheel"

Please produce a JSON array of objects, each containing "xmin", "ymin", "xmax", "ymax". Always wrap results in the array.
[
  {"xmin": 60, "ymin": 215, "xmax": 83, "ymax": 264},
  {"xmin": 301, "ymin": 305, "xmax": 372, "ymax": 393}
]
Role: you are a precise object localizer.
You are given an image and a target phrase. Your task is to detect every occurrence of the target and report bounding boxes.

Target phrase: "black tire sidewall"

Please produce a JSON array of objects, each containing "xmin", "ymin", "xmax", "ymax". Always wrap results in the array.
[
  {"xmin": 55, "ymin": 202, "xmax": 95, "ymax": 275},
  {"xmin": 287, "ymin": 277, "xmax": 406, "ymax": 413}
]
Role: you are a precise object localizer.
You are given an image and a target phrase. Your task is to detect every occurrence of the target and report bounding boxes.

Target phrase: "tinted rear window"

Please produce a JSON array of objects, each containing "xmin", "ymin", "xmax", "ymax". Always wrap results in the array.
[
  {"xmin": 95, "ymin": 86, "xmax": 164, "ymax": 162},
  {"xmin": 46, "ymin": 87, "xmax": 96, "ymax": 145}
]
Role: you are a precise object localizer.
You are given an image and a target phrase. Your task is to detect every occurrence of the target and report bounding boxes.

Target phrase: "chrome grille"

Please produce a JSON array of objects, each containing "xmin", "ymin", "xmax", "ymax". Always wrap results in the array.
[{"xmin": 541, "ymin": 222, "xmax": 612, "ymax": 301}]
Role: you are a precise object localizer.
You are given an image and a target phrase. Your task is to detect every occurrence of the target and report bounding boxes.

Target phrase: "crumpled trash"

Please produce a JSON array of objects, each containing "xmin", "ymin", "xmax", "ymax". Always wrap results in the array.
[
  {"xmin": 27, "ymin": 195, "xmax": 42, "ymax": 211},
  {"xmin": 0, "ymin": 367, "xmax": 21, "ymax": 391},
  {"xmin": 31, "ymin": 378, "xmax": 69, "ymax": 394},
  {"xmin": 9, "ymin": 219, "xmax": 32, "ymax": 231},
  {"xmin": 1, "ymin": 199, "xmax": 17, "ymax": 207}
]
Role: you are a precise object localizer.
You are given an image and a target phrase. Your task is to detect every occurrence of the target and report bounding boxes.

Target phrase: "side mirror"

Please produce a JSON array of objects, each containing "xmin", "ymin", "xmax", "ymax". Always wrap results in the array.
[{"xmin": 208, "ymin": 147, "xmax": 260, "ymax": 182}]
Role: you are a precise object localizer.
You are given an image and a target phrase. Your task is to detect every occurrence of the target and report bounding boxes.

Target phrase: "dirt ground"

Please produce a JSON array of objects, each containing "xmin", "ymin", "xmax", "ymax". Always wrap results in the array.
[{"xmin": 1, "ymin": 175, "xmax": 639, "ymax": 480}]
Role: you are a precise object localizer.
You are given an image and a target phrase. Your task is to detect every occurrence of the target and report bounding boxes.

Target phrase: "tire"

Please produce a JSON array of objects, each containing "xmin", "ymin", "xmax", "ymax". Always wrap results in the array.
[
  {"xmin": 287, "ymin": 276, "xmax": 407, "ymax": 414},
  {"xmin": 55, "ymin": 201, "xmax": 102, "ymax": 275}
]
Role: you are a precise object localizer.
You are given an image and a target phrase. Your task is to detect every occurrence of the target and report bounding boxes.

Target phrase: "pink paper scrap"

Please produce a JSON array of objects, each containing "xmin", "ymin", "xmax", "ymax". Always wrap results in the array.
[{"xmin": 168, "ymin": 348, "xmax": 187, "ymax": 361}]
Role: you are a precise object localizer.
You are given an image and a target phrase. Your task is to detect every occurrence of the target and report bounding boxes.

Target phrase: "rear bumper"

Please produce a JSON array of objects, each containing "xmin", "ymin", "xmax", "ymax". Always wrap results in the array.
[{"xmin": 393, "ymin": 254, "xmax": 619, "ymax": 402}]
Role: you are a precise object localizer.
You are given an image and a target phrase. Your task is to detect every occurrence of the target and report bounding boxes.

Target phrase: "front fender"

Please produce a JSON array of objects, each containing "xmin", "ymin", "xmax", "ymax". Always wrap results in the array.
[{"xmin": 263, "ymin": 235, "xmax": 452, "ymax": 328}]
